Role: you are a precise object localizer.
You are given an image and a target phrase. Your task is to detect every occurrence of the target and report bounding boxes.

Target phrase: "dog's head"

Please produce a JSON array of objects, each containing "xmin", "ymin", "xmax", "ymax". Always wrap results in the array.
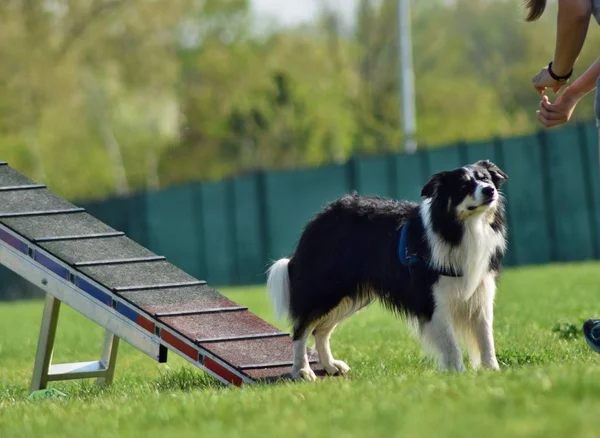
[{"xmin": 421, "ymin": 160, "xmax": 508, "ymax": 219}]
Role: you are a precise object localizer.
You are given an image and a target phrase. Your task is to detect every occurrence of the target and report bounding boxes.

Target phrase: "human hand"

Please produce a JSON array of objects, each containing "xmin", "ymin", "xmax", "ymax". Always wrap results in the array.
[
  {"xmin": 535, "ymin": 88, "xmax": 581, "ymax": 128},
  {"xmin": 532, "ymin": 66, "xmax": 567, "ymax": 95}
]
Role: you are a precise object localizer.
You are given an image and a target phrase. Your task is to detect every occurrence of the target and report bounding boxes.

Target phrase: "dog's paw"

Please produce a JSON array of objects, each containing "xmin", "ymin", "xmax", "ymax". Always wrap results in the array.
[
  {"xmin": 440, "ymin": 359, "xmax": 465, "ymax": 373},
  {"xmin": 469, "ymin": 361, "xmax": 481, "ymax": 371},
  {"xmin": 324, "ymin": 360, "xmax": 351, "ymax": 376},
  {"xmin": 482, "ymin": 361, "xmax": 500, "ymax": 371},
  {"xmin": 292, "ymin": 366, "xmax": 317, "ymax": 382}
]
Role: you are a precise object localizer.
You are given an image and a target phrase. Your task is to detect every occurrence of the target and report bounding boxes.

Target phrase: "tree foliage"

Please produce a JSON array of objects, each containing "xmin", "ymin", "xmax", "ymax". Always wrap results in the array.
[{"xmin": 0, "ymin": 0, "xmax": 598, "ymax": 199}]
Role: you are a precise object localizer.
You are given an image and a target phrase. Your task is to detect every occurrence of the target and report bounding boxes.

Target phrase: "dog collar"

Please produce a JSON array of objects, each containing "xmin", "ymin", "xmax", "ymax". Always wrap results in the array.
[{"xmin": 398, "ymin": 220, "xmax": 463, "ymax": 278}]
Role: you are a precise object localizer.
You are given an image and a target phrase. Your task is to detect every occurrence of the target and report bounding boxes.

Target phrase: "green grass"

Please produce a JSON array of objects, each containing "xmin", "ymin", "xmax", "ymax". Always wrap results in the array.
[{"xmin": 2, "ymin": 262, "xmax": 600, "ymax": 437}]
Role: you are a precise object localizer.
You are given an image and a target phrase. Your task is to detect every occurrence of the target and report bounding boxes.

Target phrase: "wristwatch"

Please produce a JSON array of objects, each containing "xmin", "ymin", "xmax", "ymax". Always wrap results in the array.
[{"xmin": 548, "ymin": 62, "xmax": 573, "ymax": 82}]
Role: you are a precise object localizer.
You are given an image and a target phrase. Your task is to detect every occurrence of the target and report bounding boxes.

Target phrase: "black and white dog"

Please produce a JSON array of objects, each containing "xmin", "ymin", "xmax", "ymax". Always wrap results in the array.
[{"xmin": 266, "ymin": 160, "xmax": 509, "ymax": 381}]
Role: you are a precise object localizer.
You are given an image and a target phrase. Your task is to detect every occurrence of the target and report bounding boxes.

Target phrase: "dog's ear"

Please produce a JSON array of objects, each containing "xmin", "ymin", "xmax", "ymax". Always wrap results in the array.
[
  {"xmin": 477, "ymin": 160, "xmax": 509, "ymax": 186},
  {"xmin": 421, "ymin": 171, "xmax": 447, "ymax": 198}
]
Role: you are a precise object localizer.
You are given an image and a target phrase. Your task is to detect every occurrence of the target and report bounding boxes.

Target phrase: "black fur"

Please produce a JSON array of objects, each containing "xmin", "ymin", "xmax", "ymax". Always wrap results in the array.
[
  {"xmin": 287, "ymin": 194, "xmax": 433, "ymax": 339},
  {"xmin": 284, "ymin": 161, "xmax": 508, "ymax": 341},
  {"xmin": 489, "ymin": 247, "xmax": 504, "ymax": 273}
]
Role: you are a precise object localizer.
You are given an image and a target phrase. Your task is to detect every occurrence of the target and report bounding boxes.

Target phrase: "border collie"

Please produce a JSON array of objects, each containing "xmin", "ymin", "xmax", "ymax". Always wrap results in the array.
[{"xmin": 266, "ymin": 160, "xmax": 508, "ymax": 381}]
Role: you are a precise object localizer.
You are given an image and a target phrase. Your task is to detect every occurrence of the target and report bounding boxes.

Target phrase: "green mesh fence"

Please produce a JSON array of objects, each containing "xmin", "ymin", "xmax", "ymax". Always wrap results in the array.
[
  {"xmin": 395, "ymin": 151, "xmax": 427, "ymax": 203},
  {"xmin": 264, "ymin": 163, "xmax": 350, "ymax": 260},
  {"xmin": 543, "ymin": 126, "xmax": 595, "ymax": 261},
  {"xmin": 426, "ymin": 144, "xmax": 464, "ymax": 175},
  {"xmin": 355, "ymin": 155, "xmax": 394, "ymax": 197},
  {"xmin": 581, "ymin": 123, "xmax": 600, "ymax": 257},
  {"xmin": 2, "ymin": 122, "xmax": 599, "ymax": 298},
  {"xmin": 199, "ymin": 180, "xmax": 234, "ymax": 286},
  {"xmin": 500, "ymin": 133, "xmax": 552, "ymax": 265},
  {"xmin": 145, "ymin": 184, "xmax": 204, "ymax": 279},
  {"xmin": 231, "ymin": 174, "xmax": 266, "ymax": 286}
]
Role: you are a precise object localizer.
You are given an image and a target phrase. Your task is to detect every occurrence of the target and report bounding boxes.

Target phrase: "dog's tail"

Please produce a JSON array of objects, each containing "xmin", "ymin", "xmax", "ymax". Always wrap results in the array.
[{"xmin": 266, "ymin": 258, "xmax": 291, "ymax": 321}]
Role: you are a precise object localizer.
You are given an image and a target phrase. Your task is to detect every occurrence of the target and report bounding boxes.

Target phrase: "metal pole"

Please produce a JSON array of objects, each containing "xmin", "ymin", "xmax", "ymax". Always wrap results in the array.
[{"xmin": 398, "ymin": 0, "xmax": 417, "ymax": 153}]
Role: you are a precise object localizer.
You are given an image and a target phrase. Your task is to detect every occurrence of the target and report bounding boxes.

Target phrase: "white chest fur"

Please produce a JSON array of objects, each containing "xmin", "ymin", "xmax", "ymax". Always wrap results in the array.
[{"xmin": 420, "ymin": 199, "xmax": 506, "ymax": 299}]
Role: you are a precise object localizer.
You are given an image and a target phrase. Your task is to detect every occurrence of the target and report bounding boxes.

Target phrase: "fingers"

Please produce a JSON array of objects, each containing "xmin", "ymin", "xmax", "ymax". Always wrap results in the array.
[
  {"xmin": 539, "ymin": 108, "xmax": 564, "ymax": 121},
  {"xmin": 532, "ymin": 68, "xmax": 564, "ymax": 95},
  {"xmin": 534, "ymin": 83, "xmax": 564, "ymax": 95},
  {"xmin": 536, "ymin": 109, "xmax": 565, "ymax": 128},
  {"xmin": 540, "ymin": 94, "xmax": 572, "ymax": 114},
  {"xmin": 532, "ymin": 74, "xmax": 545, "ymax": 95},
  {"xmin": 536, "ymin": 95, "xmax": 567, "ymax": 127},
  {"xmin": 532, "ymin": 66, "xmax": 575, "ymax": 128},
  {"xmin": 536, "ymin": 102, "xmax": 568, "ymax": 127},
  {"xmin": 532, "ymin": 73, "xmax": 543, "ymax": 95},
  {"xmin": 539, "ymin": 97, "xmax": 560, "ymax": 115}
]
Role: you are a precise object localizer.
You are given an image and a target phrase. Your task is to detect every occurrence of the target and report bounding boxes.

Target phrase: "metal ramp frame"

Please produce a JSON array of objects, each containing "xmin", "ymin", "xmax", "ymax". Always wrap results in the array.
[{"xmin": 0, "ymin": 162, "xmax": 324, "ymax": 391}]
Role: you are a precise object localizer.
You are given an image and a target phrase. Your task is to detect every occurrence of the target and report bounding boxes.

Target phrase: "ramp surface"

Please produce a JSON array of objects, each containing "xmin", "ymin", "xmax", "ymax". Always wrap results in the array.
[{"xmin": 0, "ymin": 163, "xmax": 324, "ymax": 385}]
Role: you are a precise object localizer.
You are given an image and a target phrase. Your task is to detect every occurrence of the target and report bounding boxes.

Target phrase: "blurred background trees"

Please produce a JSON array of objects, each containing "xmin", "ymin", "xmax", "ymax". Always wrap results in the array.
[{"xmin": 1, "ymin": 0, "xmax": 598, "ymax": 200}]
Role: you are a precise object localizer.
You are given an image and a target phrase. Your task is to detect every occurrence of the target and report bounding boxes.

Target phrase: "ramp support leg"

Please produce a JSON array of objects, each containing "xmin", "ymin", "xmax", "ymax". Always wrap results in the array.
[
  {"xmin": 30, "ymin": 293, "xmax": 121, "ymax": 393},
  {"xmin": 97, "ymin": 330, "xmax": 119, "ymax": 385},
  {"xmin": 31, "ymin": 293, "xmax": 61, "ymax": 392}
]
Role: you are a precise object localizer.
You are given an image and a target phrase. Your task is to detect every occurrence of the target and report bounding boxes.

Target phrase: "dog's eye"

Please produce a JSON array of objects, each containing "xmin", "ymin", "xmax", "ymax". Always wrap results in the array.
[{"xmin": 481, "ymin": 175, "xmax": 489, "ymax": 182}]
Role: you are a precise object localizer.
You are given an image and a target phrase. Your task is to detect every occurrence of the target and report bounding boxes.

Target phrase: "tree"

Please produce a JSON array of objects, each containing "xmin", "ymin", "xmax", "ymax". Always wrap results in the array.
[{"xmin": 1, "ymin": 0, "xmax": 598, "ymax": 201}]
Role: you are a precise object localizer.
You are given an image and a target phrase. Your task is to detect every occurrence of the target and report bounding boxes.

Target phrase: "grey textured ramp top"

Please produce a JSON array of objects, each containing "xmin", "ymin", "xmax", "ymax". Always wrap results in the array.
[
  {"xmin": 39, "ymin": 236, "xmax": 156, "ymax": 265},
  {"xmin": 2, "ymin": 213, "xmax": 117, "ymax": 241},
  {"xmin": 0, "ymin": 163, "xmax": 326, "ymax": 384}
]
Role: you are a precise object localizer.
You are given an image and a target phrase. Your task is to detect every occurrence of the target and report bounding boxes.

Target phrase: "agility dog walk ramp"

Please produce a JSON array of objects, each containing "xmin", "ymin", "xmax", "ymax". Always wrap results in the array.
[{"xmin": 0, "ymin": 163, "xmax": 323, "ymax": 391}]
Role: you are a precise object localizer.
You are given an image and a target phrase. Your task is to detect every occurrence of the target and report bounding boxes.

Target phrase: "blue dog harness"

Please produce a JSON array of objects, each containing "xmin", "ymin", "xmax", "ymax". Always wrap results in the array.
[
  {"xmin": 398, "ymin": 221, "xmax": 420, "ymax": 267},
  {"xmin": 398, "ymin": 220, "xmax": 463, "ymax": 278}
]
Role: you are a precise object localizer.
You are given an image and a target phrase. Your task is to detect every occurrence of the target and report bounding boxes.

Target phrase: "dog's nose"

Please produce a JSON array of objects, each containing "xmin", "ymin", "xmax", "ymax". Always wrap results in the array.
[{"xmin": 482, "ymin": 186, "xmax": 495, "ymax": 198}]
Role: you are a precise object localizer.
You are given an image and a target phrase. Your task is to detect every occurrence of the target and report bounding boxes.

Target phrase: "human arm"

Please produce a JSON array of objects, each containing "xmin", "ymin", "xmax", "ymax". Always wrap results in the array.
[
  {"xmin": 531, "ymin": 0, "xmax": 592, "ymax": 94},
  {"xmin": 552, "ymin": 0, "xmax": 592, "ymax": 75},
  {"xmin": 536, "ymin": 56, "xmax": 600, "ymax": 127}
]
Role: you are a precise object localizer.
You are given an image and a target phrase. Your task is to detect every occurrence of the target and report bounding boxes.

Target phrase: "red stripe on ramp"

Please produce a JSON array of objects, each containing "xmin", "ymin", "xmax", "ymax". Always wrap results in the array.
[
  {"xmin": 161, "ymin": 329, "xmax": 199, "ymax": 361},
  {"xmin": 137, "ymin": 315, "xmax": 155, "ymax": 333},
  {"xmin": 204, "ymin": 357, "xmax": 244, "ymax": 386}
]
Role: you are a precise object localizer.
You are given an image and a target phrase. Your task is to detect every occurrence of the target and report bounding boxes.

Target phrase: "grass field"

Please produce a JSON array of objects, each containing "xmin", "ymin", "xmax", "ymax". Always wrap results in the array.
[{"xmin": 1, "ymin": 262, "xmax": 600, "ymax": 437}]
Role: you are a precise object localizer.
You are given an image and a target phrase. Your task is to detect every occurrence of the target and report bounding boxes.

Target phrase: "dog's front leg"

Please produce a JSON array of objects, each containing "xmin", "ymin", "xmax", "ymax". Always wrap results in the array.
[
  {"xmin": 472, "ymin": 275, "xmax": 500, "ymax": 370},
  {"xmin": 473, "ymin": 314, "xmax": 499, "ymax": 370},
  {"xmin": 420, "ymin": 310, "xmax": 464, "ymax": 372}
]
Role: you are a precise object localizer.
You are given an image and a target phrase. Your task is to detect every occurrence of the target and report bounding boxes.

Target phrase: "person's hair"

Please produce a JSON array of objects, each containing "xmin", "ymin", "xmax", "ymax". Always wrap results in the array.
[{"xmin": 525, "ymin": 0, "xmax": 547, "ymax": 21}]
